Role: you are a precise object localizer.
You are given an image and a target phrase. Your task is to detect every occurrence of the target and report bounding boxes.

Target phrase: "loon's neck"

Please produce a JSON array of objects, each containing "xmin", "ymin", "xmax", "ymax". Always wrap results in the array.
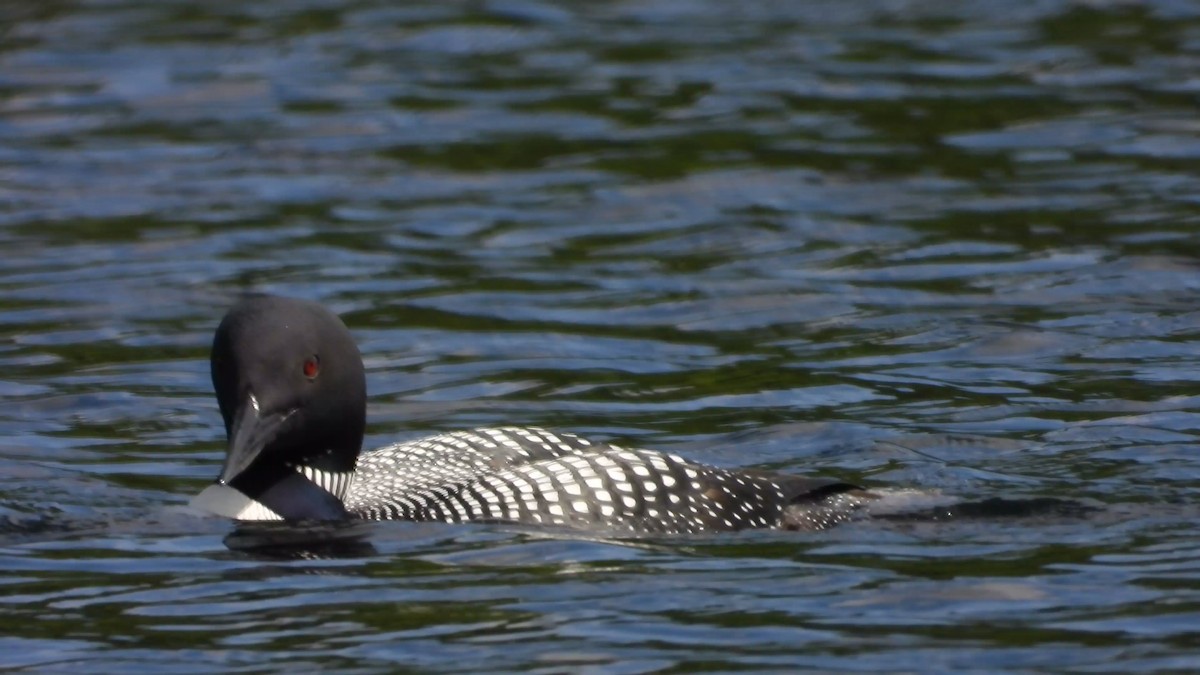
[
  {"xmin": 253, "ymin": 468, "xmax": 352, "ymax": 520},
  {"xmin": 193, "ymin": 455, "xmax": 356, "ymax": 521}
]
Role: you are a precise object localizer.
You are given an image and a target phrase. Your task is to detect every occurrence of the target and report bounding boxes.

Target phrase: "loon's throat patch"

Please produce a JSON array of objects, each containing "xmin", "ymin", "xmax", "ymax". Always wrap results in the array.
[
  {"xmin": 296, "ymin": 465, "xmax": 354, "ymax": 501},
  {"xmin": 190, "ymin": 484, "xmax": 284, "ymax": 521}
]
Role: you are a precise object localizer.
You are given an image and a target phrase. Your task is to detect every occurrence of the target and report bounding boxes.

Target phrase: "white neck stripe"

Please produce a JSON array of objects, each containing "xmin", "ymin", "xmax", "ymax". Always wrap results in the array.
[{"xmin": 296, "ymin": 465, "xmax": 353, "ymax": 501}]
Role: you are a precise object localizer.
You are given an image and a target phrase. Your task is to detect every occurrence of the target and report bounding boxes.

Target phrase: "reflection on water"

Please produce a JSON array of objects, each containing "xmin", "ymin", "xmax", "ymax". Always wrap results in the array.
[
  {"xmin": 3, "ymin": 0, "xmax": 1200, "ymax": 670},
  {"xmin": 223, "ymin": 521, "xmax": 380, "ymax": 560}
]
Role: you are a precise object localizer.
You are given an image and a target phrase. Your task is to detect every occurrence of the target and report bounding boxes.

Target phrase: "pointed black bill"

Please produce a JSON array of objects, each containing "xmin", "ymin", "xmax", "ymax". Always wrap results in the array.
[{"xmin": 218, "ymin": 395, "xmax": 290, "ymax": 485}]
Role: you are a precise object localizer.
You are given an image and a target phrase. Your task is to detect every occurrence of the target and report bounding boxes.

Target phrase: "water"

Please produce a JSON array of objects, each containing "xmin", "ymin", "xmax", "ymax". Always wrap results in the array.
[{"xmin": 3, "ymin": 0, "xmax": 1200, "ymax": 670}]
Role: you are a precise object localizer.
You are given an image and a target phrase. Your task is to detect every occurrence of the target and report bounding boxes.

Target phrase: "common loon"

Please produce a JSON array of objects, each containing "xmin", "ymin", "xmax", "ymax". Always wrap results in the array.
[{"xmin": 190, "ymin": 295, "xmax": 875, "ymax": 534}]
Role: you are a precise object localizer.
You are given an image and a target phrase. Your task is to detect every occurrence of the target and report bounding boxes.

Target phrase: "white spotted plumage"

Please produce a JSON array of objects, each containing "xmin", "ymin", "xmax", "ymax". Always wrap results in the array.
[{"xmin": 340, "ymin": 426, "xmax": 869, "ymax": 534}]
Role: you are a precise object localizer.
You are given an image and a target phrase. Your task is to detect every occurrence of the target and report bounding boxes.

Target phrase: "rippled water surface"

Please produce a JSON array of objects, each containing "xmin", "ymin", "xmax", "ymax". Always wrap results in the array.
[{"xmin": 4, "ymin": 0, "xmax": 1200, "ymax": 671}]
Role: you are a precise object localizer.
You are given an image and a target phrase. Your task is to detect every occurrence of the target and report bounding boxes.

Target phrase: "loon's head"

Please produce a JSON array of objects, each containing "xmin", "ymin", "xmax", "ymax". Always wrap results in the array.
[{"xmin": 192, "ymin": 294, "xmax": 366, "ymax": 521}]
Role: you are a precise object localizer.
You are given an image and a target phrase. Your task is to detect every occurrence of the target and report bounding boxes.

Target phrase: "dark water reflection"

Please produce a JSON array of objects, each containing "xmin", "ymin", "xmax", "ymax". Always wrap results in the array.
[{"xmin": 3, "ymin": 0, "xmax": 1200, "ymax": 670}]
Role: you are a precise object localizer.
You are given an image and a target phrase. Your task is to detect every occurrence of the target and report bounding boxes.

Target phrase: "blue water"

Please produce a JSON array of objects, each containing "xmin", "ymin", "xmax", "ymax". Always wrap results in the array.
[{"xmin": 3, "ymin": 0, "xmax": 1200, "ymax": 671}]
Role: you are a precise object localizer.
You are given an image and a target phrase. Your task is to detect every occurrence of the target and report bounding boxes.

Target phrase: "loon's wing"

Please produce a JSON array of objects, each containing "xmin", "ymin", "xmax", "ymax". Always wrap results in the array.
[
  {"xmin": 348, "ymin": 427, "xmax": 868, "ymax": 533},
  {"xmin": 351, "ymin": 427, "xmax": 595, "ymax": 495},
  {"xmin": 348, "ymin": 427, "xmax": 614, "ymax": 518}
]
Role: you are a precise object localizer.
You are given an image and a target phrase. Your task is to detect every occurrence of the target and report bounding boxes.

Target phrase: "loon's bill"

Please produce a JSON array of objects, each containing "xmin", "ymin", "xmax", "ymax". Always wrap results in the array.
[{"xmin": 191, "ymin": 294, "xmax": 874, "ymax": 534}]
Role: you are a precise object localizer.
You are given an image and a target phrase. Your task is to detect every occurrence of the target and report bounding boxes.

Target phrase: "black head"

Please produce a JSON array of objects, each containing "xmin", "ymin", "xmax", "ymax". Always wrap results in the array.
[{"xmin": 208, "ymin": 294, "xmax": 366, "ymax": 519}]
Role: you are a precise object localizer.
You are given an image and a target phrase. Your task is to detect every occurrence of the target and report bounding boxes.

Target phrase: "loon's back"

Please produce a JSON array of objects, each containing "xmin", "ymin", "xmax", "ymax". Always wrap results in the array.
[{"xmin": 346, "ymin": 427, "xmax": 869, "ymax": 533}]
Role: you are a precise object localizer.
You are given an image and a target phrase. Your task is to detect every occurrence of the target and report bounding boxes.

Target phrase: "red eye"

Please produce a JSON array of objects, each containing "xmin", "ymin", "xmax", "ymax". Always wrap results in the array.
[{"xmin": 303, "ymin": 355, "xmax": 320, "ymax": 380}]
